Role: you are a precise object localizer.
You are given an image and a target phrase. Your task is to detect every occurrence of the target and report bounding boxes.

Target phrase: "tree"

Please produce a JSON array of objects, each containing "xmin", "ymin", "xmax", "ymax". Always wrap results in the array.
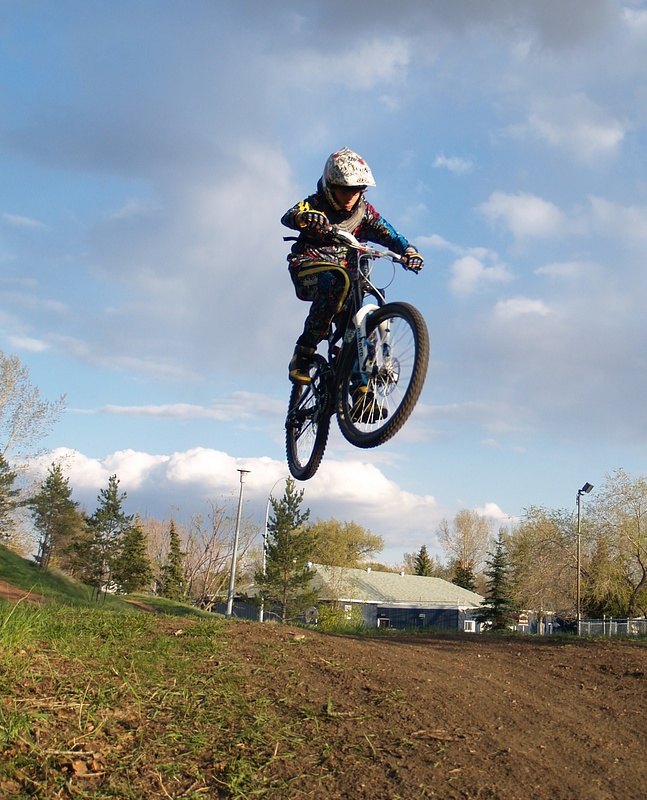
[
  {"xmin": 452, "ymin": 560, "xmax": 476, "ymax": 591},
  {"xmin": 254, "ymin": 478, "xmax": 318, "ymax": 624},
  {"xmin": 589, "ymin": 469, "xmax": 647, "ymax": 617},
  {"xmin": 477, "ymin": 530, "xmax": 516, "ymax": 631},
  {"xmin": 414, "ymin": 545, "xmax": 435, "ymax": 576},
  {"xmin": 28, "ymin": 462, "xmax": 86, "ymax": 571},
  {"xmin": 112, "ymin": 517, "xmax": 154, "ymax": 594},
  {"xmin": 507, "ymin": 506, "xmax": 578, "ymax": 622},
  {"xmin": 0, "ymin": 454, "xmax": 22, "ymax": 541},
  {"xmin": 0, "ymin": 350, "xmax": 65, "ymax": 458},
  {"xmin": 184, "ymin": 501, "xmax": 257, "ymax": 604},
  {"xmin": 87, "ymin": 475, "xmax": 133, "ymax": 589},
  {"xmin": 438, "ymin": 510, "xmax": 492, "ymax": 582},
  {"xmin": 310, "ymin": 518, "xmax": 383, "ymax": 567},
  {"xmin": 158, "ymin": 520, "xmax": 187, "ymax": 600}
]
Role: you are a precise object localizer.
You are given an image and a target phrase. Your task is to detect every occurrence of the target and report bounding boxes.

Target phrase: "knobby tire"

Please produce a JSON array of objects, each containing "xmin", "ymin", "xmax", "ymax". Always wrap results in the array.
[
  {"xmin": 285, "ymin": 355, "xmax": 331, "ymax": 481},
  {"xmin": 336, "ymin": 301, "xmax": 429, "ymax": 449}
]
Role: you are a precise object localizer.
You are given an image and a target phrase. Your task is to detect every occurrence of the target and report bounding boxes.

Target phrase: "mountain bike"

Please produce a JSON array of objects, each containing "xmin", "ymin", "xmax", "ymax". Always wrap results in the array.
[{"xmin": 285, "ymin": 230, "xmax": 429, "ymax": 480}]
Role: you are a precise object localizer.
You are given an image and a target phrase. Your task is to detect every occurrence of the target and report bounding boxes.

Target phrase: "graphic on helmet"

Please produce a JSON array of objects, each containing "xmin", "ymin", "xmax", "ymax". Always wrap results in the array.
[{"xmin": 323, "ymin": 147, "xmax": 376, "ymax": 189}]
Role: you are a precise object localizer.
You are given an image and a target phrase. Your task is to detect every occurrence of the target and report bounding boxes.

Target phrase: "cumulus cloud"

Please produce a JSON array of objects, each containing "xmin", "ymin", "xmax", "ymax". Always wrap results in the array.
[
  {"xmin": 449, "ymin": 255, "xmax": 513, "ymax": 297},
  {"xmin": 479, "ymin": 191, "xmax": 571, "ymax": 240},
  {"xmin": 475, "ymin": 502, "xmax": 514, "ymax": 524},
  {"xmin": 28, "ymin": 446, "xmax": 445, "ymax": 559}
]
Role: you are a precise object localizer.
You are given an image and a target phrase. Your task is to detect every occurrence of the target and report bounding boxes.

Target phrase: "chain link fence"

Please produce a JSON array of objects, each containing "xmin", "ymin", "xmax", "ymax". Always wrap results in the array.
[{"xmin": 578, "ymin": 618, "xmax": 647, "ymax": 637}]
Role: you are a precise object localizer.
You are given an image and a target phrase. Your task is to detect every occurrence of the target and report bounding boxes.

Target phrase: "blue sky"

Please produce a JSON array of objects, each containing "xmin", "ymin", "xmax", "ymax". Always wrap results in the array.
[{"xmin": 2, "ymin": 0, "xmax": 647, "ymax": 563}]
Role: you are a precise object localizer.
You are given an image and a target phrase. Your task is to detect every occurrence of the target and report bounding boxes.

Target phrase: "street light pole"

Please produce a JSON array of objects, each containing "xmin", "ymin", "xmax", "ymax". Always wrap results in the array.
[
  {"xmin": 226, "ymin": 468, "xmax": 251, "ymax": 618},
  {"xmin": 260, "ymin": 476, "xmax": 288, "ymax": 623},
  {"xmin": 576, "ymin": 481, "xmax": 594, "ymax": 634}
]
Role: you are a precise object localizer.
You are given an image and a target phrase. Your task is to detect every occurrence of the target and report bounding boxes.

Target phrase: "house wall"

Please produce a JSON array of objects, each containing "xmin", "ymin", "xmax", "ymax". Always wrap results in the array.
[{"xmin": 372, "ymin": 606, "xmax": 464, "ymax": 631}]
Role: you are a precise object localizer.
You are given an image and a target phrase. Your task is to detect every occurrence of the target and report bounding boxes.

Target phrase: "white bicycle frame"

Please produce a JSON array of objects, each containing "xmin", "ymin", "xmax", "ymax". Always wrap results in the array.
[{"xmin": 343, "ymin": 232, "xmax": 403, "ymax": 383}]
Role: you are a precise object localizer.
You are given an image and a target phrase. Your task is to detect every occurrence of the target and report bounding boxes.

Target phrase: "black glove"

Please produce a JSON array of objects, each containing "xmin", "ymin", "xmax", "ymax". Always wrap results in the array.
[{"xmin": 402, "ymin": 246, "xmax": 424, "ymax": 273}]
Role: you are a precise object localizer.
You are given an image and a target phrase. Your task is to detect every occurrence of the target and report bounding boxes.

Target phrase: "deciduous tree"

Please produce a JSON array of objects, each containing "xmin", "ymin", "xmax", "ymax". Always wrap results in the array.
[
  {"xmin": 310, "ymin": 518, "xmax": 383, "ymax": 567},
  {"xmin": 0, "ymin": 350, "xmax": 65, "ymax": 458},
  {"xmin": 437, "ymin": 510, "xmax": 492, "ymax": 582},
  {"xmin": 589, "ymin": 469, "xmax": 647, "ymax": 617},
  {"xmin": 507, "ymin": 506, "xmax": 577, "ymax": 621}
]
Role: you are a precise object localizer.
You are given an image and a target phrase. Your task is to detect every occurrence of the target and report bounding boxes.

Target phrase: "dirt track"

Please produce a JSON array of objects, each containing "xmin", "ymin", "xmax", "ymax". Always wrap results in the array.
[
  {"xmin": 227, "ymin": 622, "xmax": 647, "ymax": 799},
  {"xmin": 2, "ymin": 578, "xmax": 645, "ymax": 799}
]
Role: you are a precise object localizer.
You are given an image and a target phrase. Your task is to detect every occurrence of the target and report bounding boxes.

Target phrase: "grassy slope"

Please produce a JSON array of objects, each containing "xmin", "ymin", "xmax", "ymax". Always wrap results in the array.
[{"xmin": 1, "ymin": 545, "xmax": 263, "ymax": 798}]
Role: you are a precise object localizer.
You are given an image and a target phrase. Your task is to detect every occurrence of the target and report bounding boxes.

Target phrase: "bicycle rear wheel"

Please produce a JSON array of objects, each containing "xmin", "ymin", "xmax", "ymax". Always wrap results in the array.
[
  {"xmin": 337, "ymin": 302, "xmax": 429, "ymax": 449},
  {"xmin": 285, "ymin": 355, "xmax": 332, "ymax": 481}
]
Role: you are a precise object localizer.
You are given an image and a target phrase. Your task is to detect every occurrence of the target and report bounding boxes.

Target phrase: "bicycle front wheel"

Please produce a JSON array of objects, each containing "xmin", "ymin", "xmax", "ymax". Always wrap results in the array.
[
  {"xmin": 337, "ymin": 302, "xmax": 429, "ymax": 449},
  {"xmin": 285, "ymin": 355, "xmax": 332, "ymax": 481}
]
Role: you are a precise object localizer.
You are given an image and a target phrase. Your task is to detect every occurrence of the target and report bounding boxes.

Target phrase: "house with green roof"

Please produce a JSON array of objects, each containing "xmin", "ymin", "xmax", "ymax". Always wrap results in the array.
[{"xmin": 307, "ymin": 563, "xmax": 484, "ymax": 631}]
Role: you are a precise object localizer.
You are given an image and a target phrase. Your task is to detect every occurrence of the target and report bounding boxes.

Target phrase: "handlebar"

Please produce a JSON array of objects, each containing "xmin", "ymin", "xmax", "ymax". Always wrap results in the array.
[{"xmin": 330, "ymin": 228, "xmax": 404, "ymax": 263}]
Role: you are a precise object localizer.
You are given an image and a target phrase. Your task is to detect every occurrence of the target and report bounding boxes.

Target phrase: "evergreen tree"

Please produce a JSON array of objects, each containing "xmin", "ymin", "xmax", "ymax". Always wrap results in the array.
[
  {"xmin": 87, "ymin": 475, "xmax": 133, "ymax": 589},
  {"xmin": 452, "ymin": 560, "xmax": 477, "ymax": 591},
  {"xmin": 0, "ymin": 454, "xmax": 22, "ymax": 541},
  {"xmin": 254, "ymin": 478, "xmax": 318, "ymax": 623},
  {"xmin": 28, "ymin": 462, "xmax": 86, "ymax": 571},
  {"xmin": 476, "ymin": 530, "xmax": 516, "ymax": 631},
  {"xmin": 414, "ymin": 544, "xmax": 434, "ymax": 576},
  {"xmin": 112, "ymin": 516, "xmax": 154, "ymax": 594},
  {"xmin": 158, "ymin": 520, "xmax": 187, "ymax": 600}
]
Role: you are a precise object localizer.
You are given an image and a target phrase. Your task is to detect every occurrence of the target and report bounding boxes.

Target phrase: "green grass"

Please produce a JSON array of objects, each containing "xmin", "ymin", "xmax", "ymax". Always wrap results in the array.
[{"xmin": 0, "ymin": 545, "xmax": 290, "ymax": 798}]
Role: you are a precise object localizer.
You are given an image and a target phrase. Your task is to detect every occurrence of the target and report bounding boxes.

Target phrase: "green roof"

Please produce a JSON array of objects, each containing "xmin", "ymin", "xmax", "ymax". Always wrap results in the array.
[{"xmin": 309, "ymin": 564, "xmax": 484, "ymax": 609}]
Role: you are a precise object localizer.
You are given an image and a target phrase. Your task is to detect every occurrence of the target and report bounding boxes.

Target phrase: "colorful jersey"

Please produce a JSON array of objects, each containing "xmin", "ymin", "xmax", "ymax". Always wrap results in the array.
[{"xmin": 281, "ymin": 181, "xmax": 411, "ymax": 273}]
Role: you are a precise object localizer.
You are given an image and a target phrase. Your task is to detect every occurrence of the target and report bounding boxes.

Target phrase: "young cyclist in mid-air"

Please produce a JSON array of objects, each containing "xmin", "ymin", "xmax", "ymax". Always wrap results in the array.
[{"xmin": 281, "ymin": 147, "xmax": 424, "ymax": 421}]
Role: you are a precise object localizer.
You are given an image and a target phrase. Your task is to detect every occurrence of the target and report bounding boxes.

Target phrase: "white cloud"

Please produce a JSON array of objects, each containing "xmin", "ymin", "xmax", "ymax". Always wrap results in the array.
[
  {"xmin": 449, "ymin": 255, "xmax": 513, "ymax": 297},
  {"xmin": 588, "ymin": 196, "xmax": 647, "ymax": 244},
  {"xmin": 535, "ymin": 260, "xmax": 600, "ymax": 280},
  {"xmin": 494, "ymin": 297, "xmax": 551, "ymax": 318},
  {"xmin": 77, "ymin": 392, "xmax": 285, "ymax": 422},
  {"xmin": 8, "ymin": 335, "xmax": 50, "ymax": 352},
  {"xmin": 433, "ymin": 154, "xmax": 473, "ymax": 174},
  {"xmin": 479, "ymin": 191, "xmax": 572, "ymax": 239},
  {"xmin": 480, "ymin": 439, "xmax": 501, "ymax": 449},
  {"xmin": 2, "ymin": 213, "xmax": 46, "ymax": 229},
  {"xmin": 475, "ymin": 502, "xmax": 514, "ymax": 524},
  {"xmin": 292, "ymin": 38, "xmax": 410, "ymax": 91},
  {"xmin": 28, "ymin": 445, "xmax": 444, "ymax": 559},
  {"xmin": 527, "ymin": 94, "xmax": 626, "ymax": 161}
]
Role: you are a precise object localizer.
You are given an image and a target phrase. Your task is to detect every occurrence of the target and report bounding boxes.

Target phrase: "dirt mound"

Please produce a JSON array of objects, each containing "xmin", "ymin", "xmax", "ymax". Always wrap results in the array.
[{"xmin": 227, "ymin": 622, "xmax": 647, "ymax": 799}]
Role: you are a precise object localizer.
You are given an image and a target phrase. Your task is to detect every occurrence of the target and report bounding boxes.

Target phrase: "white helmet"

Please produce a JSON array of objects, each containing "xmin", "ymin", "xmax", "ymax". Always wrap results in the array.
[{"xmin": 323, "ymin": 147, "xmax": 376, "ymax": 189}]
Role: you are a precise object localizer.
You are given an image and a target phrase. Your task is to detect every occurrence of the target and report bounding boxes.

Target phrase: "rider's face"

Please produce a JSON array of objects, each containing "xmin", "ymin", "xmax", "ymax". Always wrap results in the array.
[{"xmin": 332, "ymin": 185, "xmax": 364, "ymax": 211}]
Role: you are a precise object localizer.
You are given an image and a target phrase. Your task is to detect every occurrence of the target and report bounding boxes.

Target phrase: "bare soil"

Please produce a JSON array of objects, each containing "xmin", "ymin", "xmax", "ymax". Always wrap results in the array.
[
  {"xmin": 0, "ymin": 580, "xmax": 47, "ymax": 605},
  {"xmin": 226, "ymin": 622, "xmax": 647, "ymax": 800}
]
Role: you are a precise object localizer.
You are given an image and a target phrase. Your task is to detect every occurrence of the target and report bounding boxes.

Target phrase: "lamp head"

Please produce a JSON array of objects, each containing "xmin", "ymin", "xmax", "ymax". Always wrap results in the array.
[{"xmin": 581, "ymin": 482, "xmax": 594, "ymax": 494}]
